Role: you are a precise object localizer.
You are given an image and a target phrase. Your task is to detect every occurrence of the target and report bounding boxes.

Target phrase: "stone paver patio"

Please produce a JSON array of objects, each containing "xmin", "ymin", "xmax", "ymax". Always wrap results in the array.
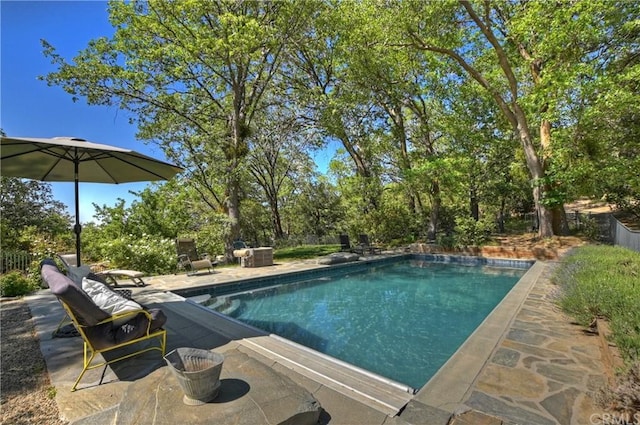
[
  {"xmin": 454, "ymin": 262, "xmax": 606, "ymax": 425},
  {"xmin": 25, "ymin": 254, "xmax": 608, "ymax": 424}
]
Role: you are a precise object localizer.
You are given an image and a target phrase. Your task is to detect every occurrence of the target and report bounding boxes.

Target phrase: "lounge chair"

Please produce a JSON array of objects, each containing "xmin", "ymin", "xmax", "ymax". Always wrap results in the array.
[
  {"xmin": 233, "ymin": 240, "xmax": 249, "ymax": 250},
  {"xmin": 40, "ymin": 259, "xmax": 167, "ymax": 391},
  {"xmin": 57, "ymin": 253, "xmax": 80, "ymax": 267},
  {"xmin": 232, "ymin": 240, "xmax": 249, "ymax": 264},
  {"xmin": 95, "ymin": 269, "xmax": 146, "ymax": 287},
  {"xmin": 58, "ymin": 253, "xmax": 145, "ymax": 287},
  {"xmin": 176, "ymin": 237, "xmax": 217, "ymax": 275},
  {"xmin": 56, "ymin": 253, "xmax": 92, "ymax": 284},
  {"xmin": 339, "ymin": 234, "xmax": 364, "ymax": 255},
  {"xmin": 339, "ymin": 234, "xmax": 351, "ymax": 252},
  {"xmin": 358, "ymin": 234, "xmax": 383, "ymax": 254}
]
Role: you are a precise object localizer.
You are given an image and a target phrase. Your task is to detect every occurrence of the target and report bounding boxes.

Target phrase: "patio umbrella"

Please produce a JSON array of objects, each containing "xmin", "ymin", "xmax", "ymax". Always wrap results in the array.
[{"xmin": 1, "ymin": 136, "xmax": 183, "ymax": 266}]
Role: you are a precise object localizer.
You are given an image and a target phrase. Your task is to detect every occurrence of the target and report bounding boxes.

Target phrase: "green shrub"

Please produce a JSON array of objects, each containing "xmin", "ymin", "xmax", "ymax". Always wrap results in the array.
[
  {"xmin": 554, "ymin": 245, "xmax": 640, "ymax": 362},
  {"xmin": 454, "ymin": 216, "xmax": 495, "ymax": 247},
  {"xmin": 436, "ymin": 233, "xmax": 456, "ymax": 249},
  {"xmin": 578, "ymin": 216, "xmax": 600, "ymax": 241},
  {"xmin": 0, "ymin": 270, "xmax": 39, "ymax": 297},
  {"xmin": 102, "ymin": 234, "xmax": 176, "ymax": 274}
]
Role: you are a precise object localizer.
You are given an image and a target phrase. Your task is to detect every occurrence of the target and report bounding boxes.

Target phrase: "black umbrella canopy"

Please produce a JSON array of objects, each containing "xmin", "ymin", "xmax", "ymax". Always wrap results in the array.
[{"xmin": 1, "ymin": 136, "xmax": 183, "ymax": 265}]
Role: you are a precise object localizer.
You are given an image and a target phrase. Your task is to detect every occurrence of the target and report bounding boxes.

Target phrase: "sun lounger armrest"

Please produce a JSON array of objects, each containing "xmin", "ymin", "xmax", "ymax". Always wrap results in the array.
[
  {"xmin": 82, "ymin": 307, "xmax": 167, "ymax": 350},
  {"xmin": 178, "ymin": 254, "xmax": 190, "ymax": 268}
]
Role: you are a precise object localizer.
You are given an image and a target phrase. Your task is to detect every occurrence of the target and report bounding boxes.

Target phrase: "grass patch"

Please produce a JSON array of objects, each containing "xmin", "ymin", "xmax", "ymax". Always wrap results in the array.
[
  {"xmin": 554, "ymin": 245, "xmax": 640, "ymax": 417},
  {"xmin": 274, "ymin": 244, "xmax": 341, "ymax": 261},
  {"xmin": 553, "ymin": 244, "xmax": 640, "ymax": 362},
  {"xmin": 47, "ymin": 386, "xmax": 57, "ymax": 399}
]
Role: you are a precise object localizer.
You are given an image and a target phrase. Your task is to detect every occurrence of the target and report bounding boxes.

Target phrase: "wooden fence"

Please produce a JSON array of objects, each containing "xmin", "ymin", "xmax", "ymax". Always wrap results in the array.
[
  {"xmin": 610, "ymin": 215, "xmax": 640, "ymax": 252},
  {"xmin": 1, "ymin": 251, "xmax": 33, "ymax": 273}
]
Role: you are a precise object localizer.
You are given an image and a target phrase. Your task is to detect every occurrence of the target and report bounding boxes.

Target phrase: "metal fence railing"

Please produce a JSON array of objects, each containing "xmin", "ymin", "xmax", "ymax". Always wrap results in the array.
[
  {"xmin": 610, "ymin": 215, "xmax": 640, "ymax": 252},
  {"xmin": 1, "ymin": 251, "xmax": 33, "ymax": 273}
]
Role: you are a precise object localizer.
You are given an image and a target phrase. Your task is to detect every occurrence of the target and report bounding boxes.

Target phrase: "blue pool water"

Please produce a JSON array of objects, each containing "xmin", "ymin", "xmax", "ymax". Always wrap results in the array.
[{"xmin": 204, "ymin": 259, "xmax": 525, "ymax": 389}]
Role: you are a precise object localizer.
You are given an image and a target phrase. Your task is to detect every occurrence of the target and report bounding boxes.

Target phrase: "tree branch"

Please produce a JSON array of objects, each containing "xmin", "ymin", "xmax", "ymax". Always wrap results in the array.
[
  {"xmin": 407, "ymin": 30, "xmax": 518, "ymax": 127},
  {"xmin": 460, "ymin": 0, "xmax": 519, "ymax": 100}
]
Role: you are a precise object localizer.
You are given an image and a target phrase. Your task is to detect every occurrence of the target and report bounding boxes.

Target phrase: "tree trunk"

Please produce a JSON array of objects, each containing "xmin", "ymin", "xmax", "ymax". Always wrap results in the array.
[
  {"xmin": 271, "ymin": 200, "xmax": 284, "ymax": 240},
  {"xmin": 409, "ymin": 191, "xmax": 424, "ymax": 216},
  {"xmin": 470, "ymin": 185, "xmax": 479, "ymax": 221},
  {"xmin": 409, "ymin": 1, "xmax": 560, "ymax": 238},
  {"xmin": 225, "ymin": 105, "xmax": 246, "ymax": 262},
  {"xmin": 427, "ymin": 180, "xmax": 441, "ymax": 242},
  {"xmin": 552, "ymin": 205, "xmax": 569, "ymax": 235},
  {"xmin": 388, "ymin": 104, "xmax": 423, "ymax": 217},
  {"xmin": 512, "ymin": 106, "xmax": 554, "ymax": 238},
  {"xmin": 415, "ymin": 193, "xmax": 424, "ymax": 216},
  {"xmin": 539, "ymin": 118, "xmax": 569, "ymax": 235},
  {"xmin": 497, "ymin": 198, "xmax": 506, "ymax": 233},
  {"xmin": 225, "ymin": 176, "xmax": 242, "ymax": 262}
]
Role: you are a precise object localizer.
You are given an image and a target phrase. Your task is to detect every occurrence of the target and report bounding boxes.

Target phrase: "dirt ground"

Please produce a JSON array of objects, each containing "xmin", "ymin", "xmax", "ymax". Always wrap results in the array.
[{"xmin": 0, "ymin": 299, "xmax": 67, "ymax": 425}]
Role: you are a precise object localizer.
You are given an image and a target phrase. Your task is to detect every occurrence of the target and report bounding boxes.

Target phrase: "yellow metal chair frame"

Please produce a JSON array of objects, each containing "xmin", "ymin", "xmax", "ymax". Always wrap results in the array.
[{"xmin": 56, "ymin": 300, "xmax": 167, "ymax": 391}]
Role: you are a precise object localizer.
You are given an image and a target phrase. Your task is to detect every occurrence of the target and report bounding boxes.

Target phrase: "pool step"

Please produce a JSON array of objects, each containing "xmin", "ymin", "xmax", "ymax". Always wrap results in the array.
[
  {"xmin": 201, "ymin": 297, "xmax": 243, "ymax": 317},
  {"xmin": 237, "ymin": 334, "xmax": 413, "ymax": 416},
  {"xmin": 162, "ymin": 295, "xmax": 413, "ymax": 415}
]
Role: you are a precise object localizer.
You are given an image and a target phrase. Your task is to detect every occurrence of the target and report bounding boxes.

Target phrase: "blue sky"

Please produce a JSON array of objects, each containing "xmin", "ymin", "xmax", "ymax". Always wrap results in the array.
[
  {"xmin": 1, "ymin": 1, "xmax": 163, "ymax": 222},
  {"xmin": 1, "ymin": 1, "xmax": 335, "ymax": 223}
]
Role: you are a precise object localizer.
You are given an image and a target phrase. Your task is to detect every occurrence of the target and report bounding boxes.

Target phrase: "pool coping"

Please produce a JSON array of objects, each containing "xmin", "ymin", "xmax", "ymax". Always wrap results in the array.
[{"xmin": 170, "ymin": 254, "xmax": 538, "ymax": 421}]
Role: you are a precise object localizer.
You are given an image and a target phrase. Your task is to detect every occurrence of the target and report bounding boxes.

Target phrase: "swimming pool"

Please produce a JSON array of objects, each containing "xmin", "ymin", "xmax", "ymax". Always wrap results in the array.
[{"xmin": 199, "ymin": 258, "xmax": 526, "ymax": 390}]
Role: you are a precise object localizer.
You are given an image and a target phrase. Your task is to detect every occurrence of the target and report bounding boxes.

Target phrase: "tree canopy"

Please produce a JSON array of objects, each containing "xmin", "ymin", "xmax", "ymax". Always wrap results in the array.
[{"xmin": 36, "ymin": 0, "xmax": 639, "ymax": 258}]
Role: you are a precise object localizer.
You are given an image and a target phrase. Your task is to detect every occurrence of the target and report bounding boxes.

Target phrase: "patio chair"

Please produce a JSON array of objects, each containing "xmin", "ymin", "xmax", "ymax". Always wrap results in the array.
[
  {"xmin": 95, "ymin": 269, "xmax": 146, "ymax": 287},
  {"xmin": 339, "ymin": 234, "xmax": 351, "ymax": 251},
  {"xmin": 56, "ymin": 253, "xmax": 93, "ymax": 284},
  {"xmin": 232, "ymin": 240, "xmax": 249, "ymax": 264},
  {"xmin": 339, "ymin": 234, "xmax": 364, "ymax": 255},
  {"xmin": 176, "ymin": 237, "xmax": 217, "ymax": 275},
  {"xmin": 40, "ymin": 259, "xmax": 167, "ymax": 391},
  {"xmin": 233, "ymin": 240, "xmax": 249, "ymax": 250},
  {"xmin": 358, "ymin": 234, "xmax": 383, "ymax": 254},
  {"xmin": 57, "ymin": 253, "xmax": 143, "ymax": 287}
]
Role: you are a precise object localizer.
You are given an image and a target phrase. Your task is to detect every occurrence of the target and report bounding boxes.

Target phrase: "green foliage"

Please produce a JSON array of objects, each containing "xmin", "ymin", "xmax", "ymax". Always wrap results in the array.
[
  {"xmin": 101, "ymin": 234, "xmax": 176, "ymax": 275},
  {"xmin": 577, "ymin": 216, "xmax": 600, "ymax": 242},
  {"xmin": 187, "ymin": 217, "xmax": 229, "ymax": 259},
  {"xmin": 453, "ymin": 216, "xmax": 495, "ymax": 247},
  {"xmin": 366, "ymin": 189, "xmax": 418, "ymax": 245},
  {"xmin": 33, "ymin": 0, "xmax": 640, "ymax": 248},
  {"xmin": 17, "ymin": 226, "xmax": 72, "ymax": 262},
  {"xmin": 127, "ymin": 181, "xmax": 196, "ymax": 239},
  {"xmin": 78, "ymin": 223, "xmax": 109, "ymax": 263},
  {"xmin": 0, "ymin": 177, "xmax": 72, "ymax": 251},
  {"xmin": 47, "ymin": 387, "xmax": 57, "ymax": 399},
  {"xmin": 554, "ymin": 245, "xmax": 640, "ymax": 362},
  {"xmin": 436, "ymin": 233, "xmax": 456, "ymax": 250},
  {"xmin": 0, "ymin": 270, "xmax": 39, "ymax": 297},
  {"xmin": 239, "ymin": 199, "xmax": 273, "ymax": 247},
  {"xmin": 42, "ymin": 1, "xmax": 317, "ymax": 254},
  {"xmin": 284, "ymin": 179, "xmax": 346, "ymax": 241}
]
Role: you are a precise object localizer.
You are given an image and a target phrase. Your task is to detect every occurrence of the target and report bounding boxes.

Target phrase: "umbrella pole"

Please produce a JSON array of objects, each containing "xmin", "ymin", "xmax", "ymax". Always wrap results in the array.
[{"xmin": 74, "ymin": 159, "xmax": 82, "ymax": 267}]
